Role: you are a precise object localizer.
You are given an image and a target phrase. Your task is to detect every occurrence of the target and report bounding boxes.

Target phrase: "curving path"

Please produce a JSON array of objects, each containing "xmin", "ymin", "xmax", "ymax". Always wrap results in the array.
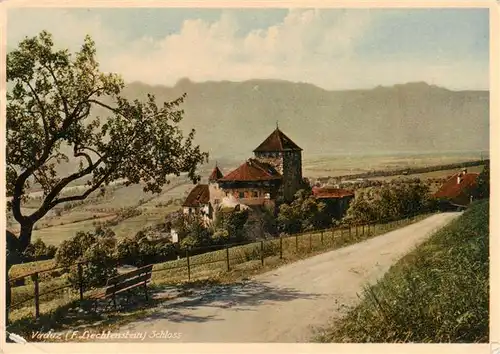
[{"xmin": 112, "ymin": 212, "xmax": 461, "ymax": 343}]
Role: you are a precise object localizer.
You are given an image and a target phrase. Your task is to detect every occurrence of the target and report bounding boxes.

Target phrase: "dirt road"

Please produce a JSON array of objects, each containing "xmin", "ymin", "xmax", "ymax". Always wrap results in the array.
[{"xmin": 114, "ymin": 212, "xmax": 460, "ymax": 343}]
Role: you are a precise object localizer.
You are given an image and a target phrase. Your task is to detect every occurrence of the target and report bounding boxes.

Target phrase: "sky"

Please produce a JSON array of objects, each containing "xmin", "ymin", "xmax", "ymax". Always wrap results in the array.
[{"xmin": 6, "ymin": 7, "xmax": 490, "ymax": 90}]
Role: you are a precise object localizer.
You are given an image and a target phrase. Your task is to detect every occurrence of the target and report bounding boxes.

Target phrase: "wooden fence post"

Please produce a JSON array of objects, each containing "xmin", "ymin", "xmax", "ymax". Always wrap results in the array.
[
  {"xmin": 78, "ymin": 263, "xmax": 84, "ymax": 301},
  {"xmin": 186, "ymin": 249, "xmax": 191, "ymax": 281},
  {"xmin": 309, "ymin": 233, "xmax": 312, "ymax": 252},
  {"xmin": 279, "ymin": 235, "xmax": 283, "ymax": 259},
  {"xmin": 260, "ymin": 241, "xmax": 264, "ymax": 266},
  {"xmin": 34, "ymin": 272, "xmax": 40, "ymax": 319},
  {"xmin": 226, "ymin": 246, "xmax": 230, "ymax": 272},
  {"xmin": 349, "ymin": 226, "xmax": 352, "ymax": 238},
  {"xmin": 320, "ymin": 230, "xmax": 324, "ymax": 245},
  {"xmin": 295, "ymin": 234, "xmax": 298, "ymax": 253}
]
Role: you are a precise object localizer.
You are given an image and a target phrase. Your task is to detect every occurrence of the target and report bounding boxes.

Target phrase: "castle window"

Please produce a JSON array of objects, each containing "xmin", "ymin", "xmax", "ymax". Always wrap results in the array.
[
  {"xmin": 253, "ymin": 191, "xmax": 259, "ymax": 197},
  {"xmin": 264, "ymin": 193, "xmax": 271, "ymax": 199},
  {"xmin": 239, "ymin": 191, "xmax": 245, "ymax": 199},
  {"xmin": 214, "ymin": 199, "xmax": 220, "ymax": 205}
]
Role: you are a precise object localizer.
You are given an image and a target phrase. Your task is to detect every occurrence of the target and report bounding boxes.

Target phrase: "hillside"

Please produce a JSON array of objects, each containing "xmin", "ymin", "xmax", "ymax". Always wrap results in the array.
[{"xmin": 115, "ymin": 80, "xmax": 489, "ymax": 160}]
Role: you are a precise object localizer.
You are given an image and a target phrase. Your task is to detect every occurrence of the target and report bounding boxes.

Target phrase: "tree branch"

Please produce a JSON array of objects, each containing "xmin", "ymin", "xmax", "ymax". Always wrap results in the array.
[
  {"xmin": 73, "ymin": 145, "xmax": 94, "ymax": 168},
  {"xmin": 25, "ymin": 81, "xmax": 50, "ymax": 143},
  {"xmin": 89, "ymin": 99, "xmax": 129, "ymax": 120},
  {"xmin": 49, "ymin": 169, "xmax": 114, "ymax": 207},
  {"xmin": 43, "ymin": 62, "xmax": 70, "ymax": 117},
  {"xmin": 28, "ymin": 156, "xmax": 105, "ymax": 222}
]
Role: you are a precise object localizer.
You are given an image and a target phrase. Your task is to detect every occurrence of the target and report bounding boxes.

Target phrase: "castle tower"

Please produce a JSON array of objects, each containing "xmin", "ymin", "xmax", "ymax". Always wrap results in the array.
[
  {"xmin": 208, "ymin": 164, "xmax": 225, "ymax": 211},
  {"xmin": 253, "ymin": 127, "xmax": 303, "ymax": 202}
]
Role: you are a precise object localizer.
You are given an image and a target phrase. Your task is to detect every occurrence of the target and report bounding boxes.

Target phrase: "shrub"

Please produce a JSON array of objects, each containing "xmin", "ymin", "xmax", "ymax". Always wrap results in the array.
[
  {"xmin": 115, "ymin": 237, "xmax": 141, "ymax": 265},
  {"xmin": 68, "ymin": 242, "xmax": 118, "ymax": 289},
  {"xmin": 22, "ymin": 238, "xmax": 57, "ymax": 261},
  {"xmin": 55, "ymin": 227, "xmax": 117, "ymax": 289}
]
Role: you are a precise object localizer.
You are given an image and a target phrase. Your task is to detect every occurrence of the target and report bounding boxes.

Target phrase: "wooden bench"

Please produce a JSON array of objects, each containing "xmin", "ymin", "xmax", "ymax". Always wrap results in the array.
[{"xmin": 89, "ymin": 264, "xmax": 153, "ymax": 311}]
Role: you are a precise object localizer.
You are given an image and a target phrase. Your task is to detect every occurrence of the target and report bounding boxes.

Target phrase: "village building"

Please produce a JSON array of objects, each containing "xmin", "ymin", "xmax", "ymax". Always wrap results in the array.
[
  {"xmin": 433, "ymin": 168, "xmax": 480, "ymax": 210},
  {"xmin": 182, "ymin": 184, "xmax": 212, "ymax": 224},
  {"xmin": 311, "ymin": 186, "xmax": 355, "ymax": 220}
]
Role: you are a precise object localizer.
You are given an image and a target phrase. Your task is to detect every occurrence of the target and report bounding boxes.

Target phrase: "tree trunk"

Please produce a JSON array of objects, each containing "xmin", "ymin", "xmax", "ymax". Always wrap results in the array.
[
  {"xmin": 6, "ymin": 230, "xmax": 23, "ymax": 327},
  {"xmin": 18, "ymin": 222, "xmax": 34, "ymax": 253}
]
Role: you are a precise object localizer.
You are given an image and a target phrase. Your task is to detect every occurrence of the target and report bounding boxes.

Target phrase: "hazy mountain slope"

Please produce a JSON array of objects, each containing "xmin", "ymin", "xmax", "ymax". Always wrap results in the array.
[
  {"xmin": 28, "ymin": 79, "xmax": 488, "ymax": 181},
  {"xmin": 119, "ymin": 80, "xmax": 489, "ymax": 160}
]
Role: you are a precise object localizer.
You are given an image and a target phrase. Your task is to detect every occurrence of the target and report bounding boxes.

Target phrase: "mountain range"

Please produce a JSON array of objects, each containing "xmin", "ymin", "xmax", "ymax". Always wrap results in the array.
[{"xmin": 118, "ymin": 79, "xmax": 489, "ymax": 162}]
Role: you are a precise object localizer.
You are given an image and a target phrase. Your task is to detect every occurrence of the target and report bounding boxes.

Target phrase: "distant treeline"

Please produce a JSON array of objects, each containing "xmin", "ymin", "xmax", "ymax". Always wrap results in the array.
[{"xmin": 317, "ymin": 159, "xmax": 488, "ymax": 184}]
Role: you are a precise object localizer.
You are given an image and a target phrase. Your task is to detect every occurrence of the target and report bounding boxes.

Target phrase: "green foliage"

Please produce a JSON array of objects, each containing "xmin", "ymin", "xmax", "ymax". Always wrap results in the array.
[
  {"xmin": 22, "ymin": 238, "xmax": 57, "ymax": 261},
  {"xmin": 116, "ymin": 230, "xmax": 177, "ymax": 267},
  {"xmin": 115, "ymin": 237, "xmax": 140, "ymax": 265},
  {"xmin": 213, "ymin": 207, "xmax": 250, "ymax": 242},
  {"xmin": 6, "ymin": 30, "xmax": 208, "ymax": 251},
  {"xmin": 345, "ymin": 180, "xmax": 434, "ymax": 224},
  {"xmin": 277, "ymin": 189, "xmax": 331, "ymax": 234},
  {"xmin": 212, "ymin": 229, "xmax": 230, "ymax": 244},
  {"xmin": 55, "ymin": 227, "xmax": 117, "ymax": 289},
  {"xmin": 474, "ymin": 161, "xmax": 490, "ymax": 199},
  {"xmin": 316, "ymin": 199, "xmax": 489, "ymax": 343},
  {"xmin": 69, "ymin": 241, "xmax": 118, "ymax": 290}
]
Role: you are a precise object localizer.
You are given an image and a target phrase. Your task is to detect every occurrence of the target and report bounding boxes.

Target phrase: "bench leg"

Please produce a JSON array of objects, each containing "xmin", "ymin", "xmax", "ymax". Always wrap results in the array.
[{"xmin": 144, "ymin": 281, "xmax": 148, "ymax": 301}]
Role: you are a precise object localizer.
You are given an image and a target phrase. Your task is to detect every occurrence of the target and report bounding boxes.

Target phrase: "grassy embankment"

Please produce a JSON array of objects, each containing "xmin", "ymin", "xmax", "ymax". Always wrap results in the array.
[{"xmin": 315, "ymin": 199, "xmax": 489, "ymax": 343}]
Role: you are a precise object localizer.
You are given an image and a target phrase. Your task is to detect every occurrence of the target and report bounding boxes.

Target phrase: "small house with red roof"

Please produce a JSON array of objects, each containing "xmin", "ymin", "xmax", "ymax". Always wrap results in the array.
[
  {"xmin": 182, "ymin": 165, "xmax": 224, "ymax": 223},
  {"xmin": 312, "ymin": 186, "xmax": 355, "ymax": 219},
  {"xmin": 433, "ymin": 168, "xmax": 479, "ymax": 209}
]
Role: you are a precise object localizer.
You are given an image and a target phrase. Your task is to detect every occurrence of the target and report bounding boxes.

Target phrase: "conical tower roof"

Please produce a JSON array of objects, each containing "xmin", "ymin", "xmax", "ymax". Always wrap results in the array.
[
  {"xmin": 209, "ymin": 165, "xmax": 224, "ymax": 182},
  {"xmin": 253, "ymin": 127, "xmax": 302, "ymax": 153}
]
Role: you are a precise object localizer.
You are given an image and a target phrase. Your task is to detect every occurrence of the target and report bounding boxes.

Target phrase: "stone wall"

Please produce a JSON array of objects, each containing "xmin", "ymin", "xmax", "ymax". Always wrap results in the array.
[{"xmin": 282, "ymin": 151, "xmax": 303, "ymax": 202}]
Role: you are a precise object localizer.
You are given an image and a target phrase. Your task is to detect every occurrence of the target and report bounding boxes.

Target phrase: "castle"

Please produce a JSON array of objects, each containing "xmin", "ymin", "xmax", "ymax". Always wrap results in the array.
[{"xmin": 182, "ymin": 127, "xmax": 305, "ymax": 222}]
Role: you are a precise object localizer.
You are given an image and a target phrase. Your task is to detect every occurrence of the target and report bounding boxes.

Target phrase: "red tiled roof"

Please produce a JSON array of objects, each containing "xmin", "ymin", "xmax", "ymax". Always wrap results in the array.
[
  {"xmin": 183, "ymin": 184, "xmax": 210, "ymax": 207},
  {"xmin": 253, "ymin": 128, "xmax": 302, "ymax": 152},
  {"xmin": 219, "ymin": 159, "xmax": 282, "ymax": 182},
  {"xmin": 312, "ymin": 187, "xmax": 354, "ymax": 199},
  {"xmin": 209, "ymin": 166, "xmax": 224, "ymax": 181},
  {"xmin": 434, "ymin": 172, "xmax": 479, "ymax": 200}
]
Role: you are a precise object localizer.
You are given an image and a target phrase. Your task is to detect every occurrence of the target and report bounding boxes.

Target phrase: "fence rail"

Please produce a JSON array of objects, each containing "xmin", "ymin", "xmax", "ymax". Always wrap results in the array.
[{"xmin": 7, "ymin": 212, "xmax": 433, "ymax": 321}]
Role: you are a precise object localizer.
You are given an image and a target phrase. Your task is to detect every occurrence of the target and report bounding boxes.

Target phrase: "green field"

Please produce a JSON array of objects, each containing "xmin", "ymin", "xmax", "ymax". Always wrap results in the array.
[
  {"xmin": 367, "ymin": 164, "xmax": 485, "ymax": 182},
  {"xmin": 302, "ymin": 152, "xmax": 486, "ymax": 178},
  {"xmin": 315, "ymin": 199, "xmax": 489, "ymax": 343}
]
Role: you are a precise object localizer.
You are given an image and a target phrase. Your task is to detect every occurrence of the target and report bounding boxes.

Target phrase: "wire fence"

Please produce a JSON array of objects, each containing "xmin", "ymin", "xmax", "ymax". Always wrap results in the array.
[{"xmin": 7, "ymin": 212, "xmax": 432, "ymax": 321}]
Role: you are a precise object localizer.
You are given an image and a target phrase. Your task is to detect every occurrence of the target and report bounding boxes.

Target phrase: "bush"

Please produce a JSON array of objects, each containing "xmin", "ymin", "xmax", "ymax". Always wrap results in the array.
[
  {"xmin": 55, "ymin": 227, "xmax": 117, "ymax": 289},
  {"xmin": 68, "ymin": 242, "xmax": 118, "ymax": 289},
  {"xmin": 116, "ymin": 234, "xmax": 177, "ymax": 267},
  {"xmin": 115, "ymin": 237, "xmax": 141, "ymax": 265},
  {"xmin": 22, "ymin": 238, "xmax": 57, "ymax": 262}
]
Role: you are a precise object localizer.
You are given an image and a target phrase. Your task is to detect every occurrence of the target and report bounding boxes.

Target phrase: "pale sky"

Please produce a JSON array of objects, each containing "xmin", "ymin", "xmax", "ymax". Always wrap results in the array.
[{"xmin": 7, "ymin": 8, "xmax": 490, "ymax": 90}]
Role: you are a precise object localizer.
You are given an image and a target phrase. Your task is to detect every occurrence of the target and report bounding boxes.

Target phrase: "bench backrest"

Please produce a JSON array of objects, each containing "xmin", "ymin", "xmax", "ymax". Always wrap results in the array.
[{"xmin": 104, "ymin": 264, "xmax": 153, "ymax": 295}]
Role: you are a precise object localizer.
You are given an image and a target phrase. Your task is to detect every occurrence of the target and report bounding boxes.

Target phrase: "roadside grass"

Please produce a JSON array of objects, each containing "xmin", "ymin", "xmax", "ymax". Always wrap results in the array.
[
  {"xmin": 314, "ymin": 200, "xmax": 489, "ymax": 343},
  {"xmin": 7, "ymin": 213, "xmax": 430, "ymax": 337},
  {"xmin": 10, "ymin": 259, "xmax": 56, "ymax": 280}
]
